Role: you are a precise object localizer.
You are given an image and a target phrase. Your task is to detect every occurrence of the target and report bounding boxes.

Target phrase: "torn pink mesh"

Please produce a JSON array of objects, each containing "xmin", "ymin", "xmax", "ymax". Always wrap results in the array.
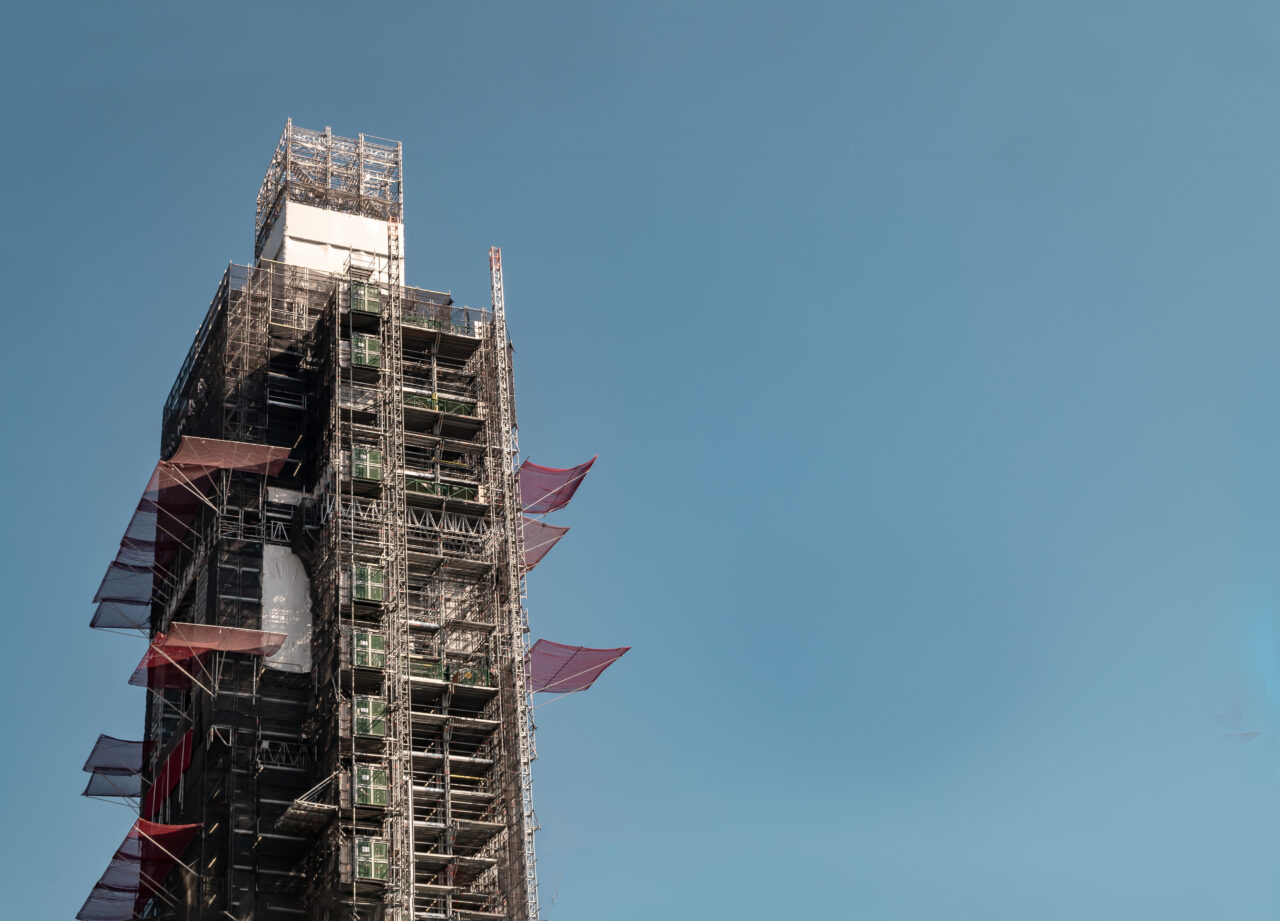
[
  {"xmin": 129, "ymin": 624, "xmax": 287, "ymax": 688},
  {"xmin": 77, "ymin": 819, "xmax": 201, "ymax": 921},
  {"xmin": 522, "ymin": 517, "xmax": 569, "ymax": 571},
  {"xmin": 518, "ymin": 456, "xmax": 596, "ymax": 513},
  {"xmin": 526, "ymin": 639, "xmax": 629, "ymax": 692}
]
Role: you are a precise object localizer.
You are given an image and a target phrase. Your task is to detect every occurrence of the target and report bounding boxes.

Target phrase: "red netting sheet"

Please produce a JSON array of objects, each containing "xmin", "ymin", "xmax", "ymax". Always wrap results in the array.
[
  {"xmin": 526, "ymin": 639, "xmax": 629, "ymax": 693},
  {"xmin": 82, "ymin": 735, "xmax": 148, "ymax": 798},
  {"xmin": 91, "ymin": 439, "xmax": 290, "ymax": 630},
  {"xmin": 143, "ymin": 729, "xmax": 193, "ymax": 819},
  {"xmin": 129, "ymin": 623, "xmax": 288, "ymax": 689},
  {"xmin": 519, "ymin": 456, "xmax": 596, "ymax": 514},
  {"xmin": 523, "ymin": 517, "xmax": 569, "ymax": 571},
  {"xmin": 76, "ymin": 819, "xmax": 200, "ymax": 921}
]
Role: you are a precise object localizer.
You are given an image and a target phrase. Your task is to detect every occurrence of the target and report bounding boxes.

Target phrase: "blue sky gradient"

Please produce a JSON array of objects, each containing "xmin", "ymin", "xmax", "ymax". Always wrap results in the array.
[{"xmin": 4, "ymin": 2, "xmax": 1280, "ymax": 918}]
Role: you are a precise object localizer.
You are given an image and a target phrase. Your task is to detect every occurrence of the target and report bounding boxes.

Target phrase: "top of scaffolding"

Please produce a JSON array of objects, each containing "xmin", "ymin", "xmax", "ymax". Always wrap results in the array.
[{"xmin": 255, "ymin": 119, "xmax": 403, "ymax": 258}]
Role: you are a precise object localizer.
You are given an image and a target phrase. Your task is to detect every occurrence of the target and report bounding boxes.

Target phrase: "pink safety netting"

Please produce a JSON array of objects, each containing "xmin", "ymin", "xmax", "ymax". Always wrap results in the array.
[
  {"xmin": 91, "ymin": 438, "xmax": 291, "ymax": 630},
  {"xmin": 129, "ymin": 623, "xmax": 287, "ymax": 689},
  {"xmin": 526, "ymin": 639, "xmax": 629, "ymax": 693},
  {"xmin": 519, "ymin": 456, "xmax": 596, "ymax": 514},
  {"xmin": 523, "ymin": 517, "xmax": 569, "ymax": 571},
  {"xmin": 77, "ymin": 819, "xmax": 200, "ymax": 921},
  {"xmin": 82, "ymin": 735, "xmax": 148, "ymax": 799},
  {"xmin": 132, "ymin": 648, "xmax": 211, "ymax": 690},
  {"xmin": 143, "ymin": 729, "xmax": 193, "ymax": 819},
  {"xmin": 167, "ymin": 436, "xmax": 291, "ymax": 473}
]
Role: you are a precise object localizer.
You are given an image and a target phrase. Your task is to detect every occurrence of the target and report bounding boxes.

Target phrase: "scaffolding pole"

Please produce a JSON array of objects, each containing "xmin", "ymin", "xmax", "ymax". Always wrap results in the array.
[
  {"xmin": 381, "ymin": 162, "xmax": 416, "ymax": 921},
  {"xmin": 489, "ymin": 246, "xmax": 540, "ymax": 921}
]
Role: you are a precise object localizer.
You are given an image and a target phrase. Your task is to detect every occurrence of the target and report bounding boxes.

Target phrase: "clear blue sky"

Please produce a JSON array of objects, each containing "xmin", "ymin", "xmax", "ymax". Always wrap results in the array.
[{"xmin": 3, "ymin": 1, "xmax": 1280, "ymax": 918}]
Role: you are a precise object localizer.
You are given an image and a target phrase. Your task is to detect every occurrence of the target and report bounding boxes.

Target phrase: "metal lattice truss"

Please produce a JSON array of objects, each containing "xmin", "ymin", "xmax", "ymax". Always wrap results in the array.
[{"xmin": 328, "ymin": 496, "xmax": 489, "ymax": 554}]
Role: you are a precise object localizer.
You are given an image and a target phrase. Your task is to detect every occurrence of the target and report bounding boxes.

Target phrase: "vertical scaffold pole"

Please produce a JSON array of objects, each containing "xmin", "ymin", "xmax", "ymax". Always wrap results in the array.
[
  {"xmin": 489, "ymin": 246, "xmax": 540, "ymax": 921},
  {"xmin": 382, "ymin": 138, "xmax": 415, "ymax": 921}
]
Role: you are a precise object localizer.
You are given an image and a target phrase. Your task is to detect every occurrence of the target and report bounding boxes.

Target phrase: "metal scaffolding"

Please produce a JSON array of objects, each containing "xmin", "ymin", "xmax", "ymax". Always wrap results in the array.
[
  {"xmin": 256, "ymin": 120, "xmax": 403, "ymax": 260},
  {"xmin": 85, "ymin": 126, "xmax": 540, "ymax": 921},
  {"xmin": 488, "ymin": 247, "xmax": 539, "ymax": 921}
]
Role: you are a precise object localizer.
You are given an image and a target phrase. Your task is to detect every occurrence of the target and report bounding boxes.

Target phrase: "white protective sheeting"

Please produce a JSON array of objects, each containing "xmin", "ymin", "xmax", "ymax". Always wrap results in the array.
[
  {"xmin": 261, "ymin": 544, "xmax": 313, "ymax": 673},
  {"xmin": 267, "ymin": 486, "xmax": 302, "ymax": 505},
  {"xmin": 258, "ymin": 200, "xmax": 402, "ymax": 280}
]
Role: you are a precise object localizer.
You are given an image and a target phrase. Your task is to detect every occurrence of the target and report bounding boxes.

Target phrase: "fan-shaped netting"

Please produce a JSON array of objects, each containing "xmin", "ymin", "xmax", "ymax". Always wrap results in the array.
[
  {"xmin": 76, "ymin": 819, "xmax": 200, "ymax": 921},
  {"xmin": 82, "ymin": 735, "xmax": 147, "ymax": 776},
  {"xmin": 526, "ymin": 639, "xmax": 629, "ymax": 693},
  {"xmin": 90, "ymin": 439, "xmax": 290, "ymax": 629},
  {"xmin": 130, "ymin": 623, "xmax": 287, "ymax": 689},
  {"xmin": 518, "ymin": 456, "xmax": 596, "ymax": 513},
  {"xmin": 523, "ymin": 517, "xmax": 569, "ymax": 571},
  {"xmin": 82, "ymin": 735, "xmax": 147, "ymax": 798}
]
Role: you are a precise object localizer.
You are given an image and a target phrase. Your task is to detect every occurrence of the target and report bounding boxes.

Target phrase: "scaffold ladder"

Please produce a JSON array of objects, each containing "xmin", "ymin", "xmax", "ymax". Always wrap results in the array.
[
  {"xmin": 382, "ymin": 158, "xmax": 415, "ymax": 921},
  {"xmin": 489, "ymin": 246, "xmax": 541, "ymax": 921}
]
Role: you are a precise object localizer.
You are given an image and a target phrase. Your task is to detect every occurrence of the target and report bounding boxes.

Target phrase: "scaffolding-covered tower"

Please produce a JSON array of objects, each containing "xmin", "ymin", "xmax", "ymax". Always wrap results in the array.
[{"xmin": 83, "ymin": 123, "xmax": 543, "ymax": 921}]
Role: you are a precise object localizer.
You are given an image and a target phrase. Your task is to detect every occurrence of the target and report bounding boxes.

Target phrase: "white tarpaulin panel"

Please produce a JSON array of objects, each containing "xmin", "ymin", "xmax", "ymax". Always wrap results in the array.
[
  {"xmin": 259, "ymin": 200, "xmax": 402, "ymax": 279},
  {"xmin": 261, "ymin": 544, "xmax": 312, "ymax": 673}
]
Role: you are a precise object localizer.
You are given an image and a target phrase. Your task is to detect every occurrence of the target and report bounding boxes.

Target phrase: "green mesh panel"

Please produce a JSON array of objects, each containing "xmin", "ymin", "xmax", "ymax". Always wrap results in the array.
[
  {"xmin": 351, "ymin": 283, "xmax": 380, "ymax": 314},
  {"xmin": 353, "ymin": 334, "xmax": 381, "ymax": 368},
  {"xmin": 355, "ymin": 696, "xmax": 386, "ymax": 737},
  {"xmin": 354, "ymin": 565, "xmax": 384, "ymax": 602},
  {"xmin": 353, "ymin": 446, "xmax": 382, "ymax": 481},
  {"xmin": 354, "ymin": 630, "xmax": 385, "ymax": 668}
]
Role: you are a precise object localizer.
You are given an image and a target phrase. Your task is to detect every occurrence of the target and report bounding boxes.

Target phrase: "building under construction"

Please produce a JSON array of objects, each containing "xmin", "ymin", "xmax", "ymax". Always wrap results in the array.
[{"xmin": 79, "ymin": 122, "xmax": 627, "ymax": 921}]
